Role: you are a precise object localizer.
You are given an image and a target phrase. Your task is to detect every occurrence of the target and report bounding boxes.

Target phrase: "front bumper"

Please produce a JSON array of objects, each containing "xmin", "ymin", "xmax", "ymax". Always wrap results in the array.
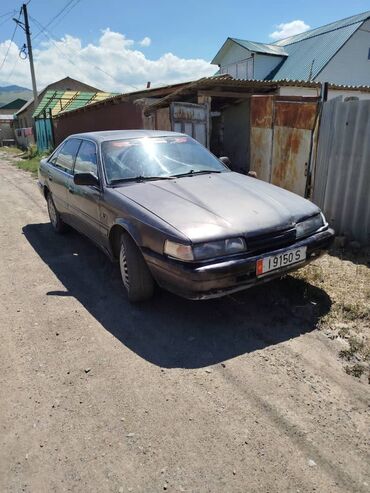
[{"xmin": 144, "ymin": 228, "xmax": 335, "ymax": 300}]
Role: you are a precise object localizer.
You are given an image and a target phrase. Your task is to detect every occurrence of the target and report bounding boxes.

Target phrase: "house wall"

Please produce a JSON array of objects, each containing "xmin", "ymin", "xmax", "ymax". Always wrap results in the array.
[
  {"xmin": 278, "ymin": 85, "xmax": 370, "ymax": 100},
  {"xmin": 53, "ymin": 101, "xmax": 143, "ymax": 146},
  {"xmin": 253, "ymin": 54, "xmax": 284, "ymax": 80},
  {"xmin": 222, "ymin": 100, "xmax": 250, "ymax": 173},
  {"xmin": 218, "ymin": 44, "xmax": 254, "ymax": 79},
  {"xmin": 15, "ymin": 104, "xmax": 37, "ymax": 129},
  {"xmin": 0, "ymin": 122, "xmax": 15, "ymax": 143},
  {"xmin": 0, "ymin": 108, "xmax": 16, "ymax": 116},
  {"xmin": 317, "ymin": 19, "xmax": 370, "ymax": 86},
  {"xmin": 218, "ymin": 44, "xmax": 284, "ymax": 80},
  {"xmin": 219, "ymin": 43, "xmax": 250, "ymax": 66},
  {"xmin": 16, "ymin": 78, "xmax": 101, "ymax": 128}
]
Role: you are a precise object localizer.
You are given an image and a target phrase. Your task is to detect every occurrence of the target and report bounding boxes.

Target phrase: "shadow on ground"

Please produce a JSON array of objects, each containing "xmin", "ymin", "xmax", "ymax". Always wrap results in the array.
[
  {"xmin": 23, "ymin": 223, "xmax": 332, "ymax": 369},
  {"xmin": 328, "ymin": 246, "xmax": 370, "ymax": 268}
]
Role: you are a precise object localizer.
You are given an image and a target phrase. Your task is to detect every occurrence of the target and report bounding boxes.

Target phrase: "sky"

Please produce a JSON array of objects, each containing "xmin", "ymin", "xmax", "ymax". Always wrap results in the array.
[{"xmin": 0, "ymin": 0, "xmax": 369, "ymax": 92}]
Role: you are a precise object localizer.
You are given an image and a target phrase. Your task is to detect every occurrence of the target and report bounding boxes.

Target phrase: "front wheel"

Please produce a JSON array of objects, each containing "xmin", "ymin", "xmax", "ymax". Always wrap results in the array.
[
  {"xmin": 47, "ymin": 193, "xmax": 67, "ymax": 233},
  {"xmin": 119, "ymin": 233, "xmax": 155, "ymax": 302}
]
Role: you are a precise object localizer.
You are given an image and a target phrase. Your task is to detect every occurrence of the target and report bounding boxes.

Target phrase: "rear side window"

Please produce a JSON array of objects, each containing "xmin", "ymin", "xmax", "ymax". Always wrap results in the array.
[
  {"xmin": 53, "ymin": 139, "xmax": 81, "ymax": 174},
  {"xmin": 74, "ymin": 140, "xmax": 98, "ymax": 175}
]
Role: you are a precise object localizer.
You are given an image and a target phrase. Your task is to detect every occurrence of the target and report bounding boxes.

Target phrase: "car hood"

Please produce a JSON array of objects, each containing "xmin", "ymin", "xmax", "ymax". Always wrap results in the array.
[{"xmin": 115, "ymin": 172, "xmax": 320, "ymax": 242}]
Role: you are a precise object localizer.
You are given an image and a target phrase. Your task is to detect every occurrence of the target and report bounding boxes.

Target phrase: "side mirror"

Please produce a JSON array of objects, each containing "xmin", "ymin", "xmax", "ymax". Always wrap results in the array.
[
  {"xmin": 74, "ymin": 172, "xmax": 99, "ymax": 187},
  {"xmin": 219, "ymin": 156, "xmax": 231, "ymax": 167}
]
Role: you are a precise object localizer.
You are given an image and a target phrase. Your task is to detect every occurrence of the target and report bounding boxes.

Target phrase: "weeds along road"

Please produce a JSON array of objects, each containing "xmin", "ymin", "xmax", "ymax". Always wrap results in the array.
[{"xmin": 0, "ymin": 154, "xmax": 369, "ymax": 493}]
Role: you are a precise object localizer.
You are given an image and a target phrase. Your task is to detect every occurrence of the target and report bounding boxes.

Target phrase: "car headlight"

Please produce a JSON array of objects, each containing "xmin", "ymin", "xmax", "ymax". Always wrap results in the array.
[
  {"xmin": 193, "ymin": 237, "xmax": 246, "ymax": 260},
  {"xmin": 164, "ymin": 237, "xmax": 246, "ymax": 261},
  {"xmin": 164, "ymin": 240, "xmax": 194, "ymax": 261},
  {"xmin": 296, "ymin": 213, "xmax": 325, "ymax": 239}
]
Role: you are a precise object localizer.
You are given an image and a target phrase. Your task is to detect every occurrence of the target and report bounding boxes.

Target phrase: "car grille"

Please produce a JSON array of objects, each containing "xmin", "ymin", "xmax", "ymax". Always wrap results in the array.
[{"xmin": 246, "ymin": 228, "xmax": 297, "ymax": 256}]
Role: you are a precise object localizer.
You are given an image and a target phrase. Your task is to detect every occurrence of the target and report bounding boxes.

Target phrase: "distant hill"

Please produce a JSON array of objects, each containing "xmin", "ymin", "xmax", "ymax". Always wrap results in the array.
[
  {"xmin": 0, "ymin": 85, "xmax": 32, "ymax": 107},
  {"xmin": 0, "ymin": 84, "xmax": 31, "ymax": 92}
]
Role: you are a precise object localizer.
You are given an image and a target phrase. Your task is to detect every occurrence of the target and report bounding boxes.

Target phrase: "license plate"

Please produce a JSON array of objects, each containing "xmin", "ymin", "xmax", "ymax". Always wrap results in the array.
[{"xmin": 256, "ymin": 246, "xmax": 307, "ymax": 276}]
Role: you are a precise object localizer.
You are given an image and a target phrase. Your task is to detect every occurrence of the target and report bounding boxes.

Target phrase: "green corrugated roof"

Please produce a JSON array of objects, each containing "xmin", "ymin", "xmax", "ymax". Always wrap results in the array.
[{"xmin": 33, "ymin": 90, "xmax": 117, "ymax": 118}]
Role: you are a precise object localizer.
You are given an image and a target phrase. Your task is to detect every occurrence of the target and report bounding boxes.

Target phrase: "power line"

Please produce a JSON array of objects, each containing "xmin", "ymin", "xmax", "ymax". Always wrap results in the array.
[
  {"xmin": 46, "ymin": 0, "xmax": 81, "ymax": 31},
  {"xmin": 0, "ymin": 10, "xmax": 21, "ymax": 72},
  {"xmin": 0, "ymin": 10, "xmax": 15, "ymax": 18},
  {"xmin": 32, "ymin": 0, "xmax": 80, "ymax": 41},
  {"xmin": 0, "ymin": 13, "xmax": 14, "ymax": 28},
  {"xmin": 30, "ymin": 14, "xmax": 139, "ymax": 91}
]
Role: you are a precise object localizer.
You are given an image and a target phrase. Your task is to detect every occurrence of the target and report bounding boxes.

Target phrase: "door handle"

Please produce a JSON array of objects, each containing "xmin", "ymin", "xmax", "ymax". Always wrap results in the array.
[{"xmin": 48, "ymin": 174, "xmax": 53, "ymax": 182}]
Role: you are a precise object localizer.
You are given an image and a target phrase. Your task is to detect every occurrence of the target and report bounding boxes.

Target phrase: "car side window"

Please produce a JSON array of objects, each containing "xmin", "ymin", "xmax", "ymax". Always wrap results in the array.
[
  {"xmin": 53, "ymin": 139, "xmax": 81, "ymax": 174},
  {"xmin": 74, "ymin": 140, "xmax": 98, "ymax": 176}
]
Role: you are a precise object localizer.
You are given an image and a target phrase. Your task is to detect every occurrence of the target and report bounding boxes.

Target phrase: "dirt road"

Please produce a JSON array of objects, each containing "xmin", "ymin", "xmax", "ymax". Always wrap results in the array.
[{"xmin": 0, "ymin": 154, "xmax": 369, "ymax": 493}]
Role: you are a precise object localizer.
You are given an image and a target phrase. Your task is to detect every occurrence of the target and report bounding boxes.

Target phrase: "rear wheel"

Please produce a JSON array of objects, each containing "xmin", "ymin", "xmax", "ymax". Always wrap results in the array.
[
  {"xmin": 119, "ymin": 233, "xmax": 154, "ymax": 302},
  {"xmin": 47, "ymin": 192, "xmax": 67, "ymax": 233}
]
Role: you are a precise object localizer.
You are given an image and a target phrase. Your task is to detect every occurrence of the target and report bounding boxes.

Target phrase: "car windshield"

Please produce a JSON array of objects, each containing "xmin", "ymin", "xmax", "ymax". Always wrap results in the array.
[{"xmin": 101, "ymin": 136, "xmax": 228, "ymax": 184}]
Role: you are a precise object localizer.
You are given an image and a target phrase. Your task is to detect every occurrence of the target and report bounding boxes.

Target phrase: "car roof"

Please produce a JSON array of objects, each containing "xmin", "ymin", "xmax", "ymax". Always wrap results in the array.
[{"xmin": 67, "ymin": 129, "xmax": 186, "ymax": 143}]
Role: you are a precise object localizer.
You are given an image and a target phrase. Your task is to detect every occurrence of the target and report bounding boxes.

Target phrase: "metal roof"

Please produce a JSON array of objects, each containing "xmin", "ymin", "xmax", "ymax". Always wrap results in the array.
[
  {"xmin": 213, "ymin": 11, "xmax": 370, "ymax": 82},
  {"xmin": 212, "ymin": 38, "xmax": 287, "ymax": 64},
  {"xmin": 270, "ymin": 11, "xmax": 370, "ymax": 80},
  {"xmin": 32, "ymin": 90, "xmax": 117, "ymax": 118},
  {"xmin": 270, "ymin": 21, "xmax": 363, "ymax": 81},
  {"xmin": 53, "ymin": 75, "xmax": 370, "ymax": 120},
  {"xmin": 231, "ymin": 38, "xmax": 288, "ymax": 56},
  {"xmin": 274, "ymin": 10, "xmax": 370, "ymax": 47},
  {"xmin": 142, "ymin": 75, "xmax": 318, "ymax": 114}
]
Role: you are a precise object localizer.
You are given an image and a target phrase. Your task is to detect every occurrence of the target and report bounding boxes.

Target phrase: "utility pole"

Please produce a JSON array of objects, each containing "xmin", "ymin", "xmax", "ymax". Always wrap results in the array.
[{"xmin": 14, "ymin": 4, "xmax": 38, "ymax": 109}]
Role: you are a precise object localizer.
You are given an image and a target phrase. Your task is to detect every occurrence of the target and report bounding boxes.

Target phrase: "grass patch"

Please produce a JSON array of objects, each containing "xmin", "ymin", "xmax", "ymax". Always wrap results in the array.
[
  {"xmin": 294, "ymin": 250, "xmax": 370, "ymax": 382},
  {"xmin": 344, "ymin": 363, "xmax": 367, "ymax": 379},
  {"xmin": 14, "ymin": 156, "xmax": 40, "ymax": 176},
  {"xmin": 1, "ymin": 145, "xmax": 20, "ymax": 155},
  {"xmin": 341, "ymin": 302, "xmax": 369, "ymax": 321},
  {"xmin": 1, "ymin": 144, "xmax": 50, "ymax": 176},
  {"xmin": 339, "ymin": 336, "xmax": 365, "ymax": 361}
]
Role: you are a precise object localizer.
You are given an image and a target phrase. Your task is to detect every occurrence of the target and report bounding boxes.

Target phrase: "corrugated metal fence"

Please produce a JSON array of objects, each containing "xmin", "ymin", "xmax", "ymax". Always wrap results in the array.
[{"xmin": 313, "ymin": 97, "xmax": 370, "ymax": 244}]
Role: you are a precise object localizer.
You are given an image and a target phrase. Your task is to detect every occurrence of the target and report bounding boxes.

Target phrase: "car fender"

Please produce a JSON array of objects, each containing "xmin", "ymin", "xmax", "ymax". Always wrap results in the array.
[{"xmin": 108, "ymin": 218, "xmax": 142, "ymax": 258}]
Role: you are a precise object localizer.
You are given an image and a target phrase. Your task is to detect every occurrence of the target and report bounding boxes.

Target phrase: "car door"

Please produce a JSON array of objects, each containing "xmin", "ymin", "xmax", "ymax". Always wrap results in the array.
[
  {"xmin": 67, "ymin": 139, "xmax": 102, "ymax": 243},
  {"xmin": 46, "ymin": 138, "xmax": 81, "ymax": 217}
]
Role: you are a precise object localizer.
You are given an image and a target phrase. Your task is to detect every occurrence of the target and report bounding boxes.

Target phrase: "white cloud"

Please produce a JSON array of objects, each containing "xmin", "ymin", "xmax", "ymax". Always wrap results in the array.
[
  {"xmin": 139, "ymin": 36, "xmax": 151, "ymax": 47},
  {"xmin": 269, "ymin": 20, "xmax": 310, "ymax": 40},
  {"xmin": 0, "ymin": 29, "xmax": 215, "ymax": 92}
]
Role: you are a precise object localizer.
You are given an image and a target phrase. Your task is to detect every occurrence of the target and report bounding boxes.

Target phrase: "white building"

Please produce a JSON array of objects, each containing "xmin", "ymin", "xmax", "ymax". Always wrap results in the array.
[{"xmin": 212, "ymin": 11, "xmax": 370, "ymax": 98}]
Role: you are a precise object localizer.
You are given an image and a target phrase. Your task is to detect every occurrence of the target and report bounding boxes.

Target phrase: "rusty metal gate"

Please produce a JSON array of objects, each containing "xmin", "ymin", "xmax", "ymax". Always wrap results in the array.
[
  {"xmin": 170, "ymin": 102, "xmax": 208, "ymax": 147},
  {"xmin": 250, "ymin": 95, "xmax": 318, "ymax": 197}
]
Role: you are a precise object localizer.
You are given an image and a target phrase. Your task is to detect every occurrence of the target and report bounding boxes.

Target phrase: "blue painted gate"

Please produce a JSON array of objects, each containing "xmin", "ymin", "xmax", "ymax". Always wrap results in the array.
[{"xmin": 35, "ymin": 118, "xmax": 54, "ymax": 152}]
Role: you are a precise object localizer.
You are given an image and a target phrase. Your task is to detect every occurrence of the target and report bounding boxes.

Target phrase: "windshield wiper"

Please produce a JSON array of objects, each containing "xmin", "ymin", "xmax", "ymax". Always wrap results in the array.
[
  {"xmin": 171, "ymin": 169, "xmax": 222, "ymax": 178},
  {"xmin": 110, "ymin": 175, "xmax": 174, "ymax": 185}
]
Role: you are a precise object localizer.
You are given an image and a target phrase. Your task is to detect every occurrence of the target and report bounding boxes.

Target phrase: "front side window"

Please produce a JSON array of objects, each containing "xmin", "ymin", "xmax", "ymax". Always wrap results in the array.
[
  {"xmin": 74, "ymin": 140, "xmax": 98, "ymax": 175},
  {"xmin": 53, "ymin": 138, "xmax": 81, "ymax": 174},
  {"xmin": 101, "ymin": 136, "xmax": 228, "ymax": 184}
]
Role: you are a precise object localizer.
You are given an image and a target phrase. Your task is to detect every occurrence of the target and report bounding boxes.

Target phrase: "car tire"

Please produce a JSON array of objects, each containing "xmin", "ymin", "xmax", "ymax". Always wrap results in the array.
[
  {"xmin": 47, "ymin": 192, "xmax": 67, "ymax": 234},
  {"xmin": 119, "ymin": 233, "xmax": 155, "ymax": 302}
]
